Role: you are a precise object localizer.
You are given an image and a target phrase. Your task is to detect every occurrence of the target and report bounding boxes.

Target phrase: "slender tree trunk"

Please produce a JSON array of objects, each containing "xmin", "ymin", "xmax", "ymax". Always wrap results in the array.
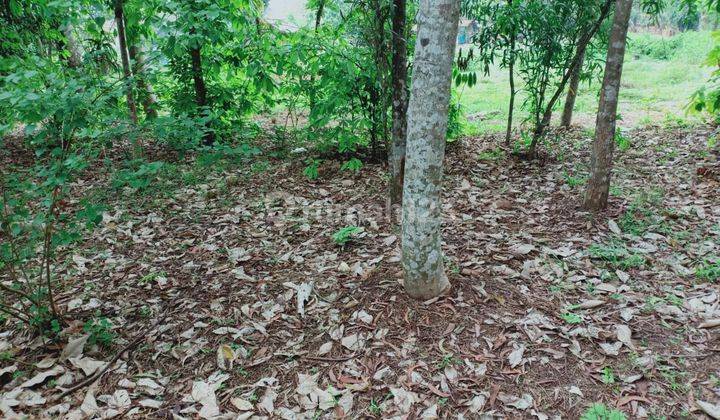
[
  {"xmin": 561, "ymin": 49, "xmax": 585, "ymax": 128},
  {"xmin": 314, "ymin": 0, "xmax": 325, "ymax": 29},
  {"xmin": 389, "ymin": 0, "xmax": 408, "ymax": 209},
  {"xmin": 505, "ymin": 0, "xmax": 516, "ymax": 146},
  {"xmin": 2, "ymin": 0, "xmax": 11, "ymax": 20},
  {"xmin": 114, "ymin": 0, "xmax": 138, "ymax": 124},
  {"xmin": 128, "ymin": 44, "xmax": 158, "ymax": 119},
  {"xmin": 584, "ymin": 0, "xmax": 633, "ymax": 212},
  {"xmin": 189, "ymin": 29, "xmax": 214, "ymax": 146},
  {"xmin": 308, "ymin": 0, "xmax": 325, "ymax": 114},
  {"xmin": 401, "ymin": 0, "xmax": 460, "ymax": 300},
  {"xmin": 528, "ymin": 0, "xmax": 613, "ymax": 157},
  {"xmin": 370, "ymin": 0, "xmax": 389, "ymax": 161}
]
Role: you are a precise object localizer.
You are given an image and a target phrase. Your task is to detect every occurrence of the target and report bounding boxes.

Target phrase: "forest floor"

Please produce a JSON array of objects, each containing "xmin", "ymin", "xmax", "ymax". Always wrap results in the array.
[{"xmin": 1, "ymin": 123, "xmax": 720, "ymax": 419}]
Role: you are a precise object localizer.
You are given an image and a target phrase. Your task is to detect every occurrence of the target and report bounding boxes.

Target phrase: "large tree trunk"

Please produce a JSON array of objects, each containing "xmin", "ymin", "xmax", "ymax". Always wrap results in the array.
[
  {"xmin": 561, "ymin": 49, "xmax": 585, "ymax": 128},
  {"xmin": 189, "ymin": 30, "xmax": 215, "ymax": 146},
  {"xmin": 128, "ymin": 44, "xmax": 159, "ymax": 119},
  {"xmin": 584, "ymin": 0, "xmax": 633, "ymax": 212},
  {"xmin": 113, "ymin": 0, "xmax": 138, "ymax": 124},
  {"xmin": 401, "ymin": 0, "xmax": 460, "ymax": 300},
  {"xmin": 389, "ymin": 0, "xmax": 408, "ymax": 210}
]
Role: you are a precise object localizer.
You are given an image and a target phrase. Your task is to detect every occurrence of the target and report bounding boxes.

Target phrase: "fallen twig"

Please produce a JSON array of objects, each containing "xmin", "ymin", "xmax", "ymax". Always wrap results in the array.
[
  {"xmin": 53, "ymin": 309, "xmax": 173, "ymax": 402},
  {"xmin": 303, "ymin": 354, "xmax": 356, "ymax": 363}
]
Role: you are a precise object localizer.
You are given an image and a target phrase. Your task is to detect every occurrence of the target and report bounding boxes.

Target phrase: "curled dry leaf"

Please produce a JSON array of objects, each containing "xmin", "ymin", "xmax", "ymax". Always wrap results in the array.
[
  {"xmin": 18, "ymin": 365, "xmax": 64, "ymax": 388},
  {"xmin": 599, "ymin": 341, "xmax": 622, "ymax": 356},
  {"xmin": 60, "ymin": 335, "xmax": 89, "ymax": 361},
  {"xmin": 616, "ymin": 324, "xmax": 635, "ymax": 350},
  {"xmin": 69, "ymin": 357, "xmax": 106, "ymax": 376},
  {"xmin": 508, "ymin": 344, "xmax": 526, "ymax": 368},
  {"xmin": 390, "ymin": 387, "xmax": 418, "ymax": 413},
  {"xmin": 699, "ymin": 319, "xmax": 720, "ymax": 329},
  {"xmin": 190, "ymin": 381, "xmax": 219, "ymax": 419},
  {"xmin": 697, "ymin": 400, "xmax": 720, "ymax": 419},
  {"xmin": 576, "ymin": 300, "xmax": 605, "ymax": 309},
  {"xmin": 258, "ymin": 388, "xmax": 277, "ymax": 414},
  {"xmin": 510, "ymin": 243, "xmax": 536, "ymax": 255}
]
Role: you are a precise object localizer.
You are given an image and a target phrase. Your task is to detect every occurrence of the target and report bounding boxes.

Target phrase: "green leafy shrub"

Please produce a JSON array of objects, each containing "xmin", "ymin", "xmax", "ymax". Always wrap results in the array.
[
  {"xmin": 629, "ymin": 31, "xmax": 713, "ymax": 64},
  {"xmin": 478, "ymin": 148, "xmax": 505, "ymax": 161},
  {"xmin": 341, "ymin": 158, "xmax": 363, "ymax": 173},
  {"xmin": 0, "ymin": 56, "xmax": 110, "ymax": 334},
  {"xmin": 83, "ymin": 317, "xmax": 115, "ymax": 347},
  {"xmin": 588, "ymin": 243, "xmax": 646, "ymax": 269},
  {"xmin": 560, "ymin": 312, "xmax": 583, "ymax": 324},
  {"xmin": 614, "ymin": 130, "xmax": 631, "ymax": 151},
  {"xmin": 689, "ymin": 31, "xmax": 720, "ymax": 119},
  {"xmin": 112, "ymin": 160, "xmax": 167, "ymax": 192},
  {"xmin": 446, "ymin": 90, "xmax": 466, "ymax": 141},
  {"xmin": 581, "ymin": 403, "xmax": 626, "ymax": 420},
  {"xmin": 563, "ymin": 171, "xmax": 587, "ymax": 188},
  {"xmin": 332, "ymin": 226, "xmax": 363, "ymax": 246},
  {"xmin": 303, "ymin": 159, "xmax": 321, "ymax": 180},
  {"xmin": 600, "ymin": 367, "xmax": 616, "ymax": 384},
  {"xmin": 696, "ymin": 260, "xmax": 720, "ymax": 282}
]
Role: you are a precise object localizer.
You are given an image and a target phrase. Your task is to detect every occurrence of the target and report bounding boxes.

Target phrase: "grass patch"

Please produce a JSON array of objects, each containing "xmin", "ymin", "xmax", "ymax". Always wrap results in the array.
[
  {"xmin": 628, "ymin": 31, "xmax": 713, "ymax": 63},
  {"xmin": 581, "ymin": 403, "xmax": 627, "ymax": 420},
  {"xmin": 588, "ymin": 242, "xmax": 647, "ymax": 270},
  {"xmin": 696, "ymin": 259, "xmax": 720, "ymax": 282},
  {"xmin": 457, "ymin": 31, "xmax": 712, "ymax": 135},
  {"xmin": 478, "ymin": 147, "xmax": 506, "ymax": 161}
]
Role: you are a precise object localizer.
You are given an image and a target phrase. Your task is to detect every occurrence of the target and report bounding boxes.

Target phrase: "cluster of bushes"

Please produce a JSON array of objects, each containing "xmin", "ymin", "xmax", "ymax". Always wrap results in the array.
[{"xmin": 628, "ymin": 30, "xmax": 713, "ymax": 63}]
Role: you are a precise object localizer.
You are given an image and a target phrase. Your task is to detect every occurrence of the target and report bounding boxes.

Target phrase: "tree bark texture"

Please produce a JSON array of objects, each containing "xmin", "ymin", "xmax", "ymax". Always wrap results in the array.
[
  {"xmin": 584, "ymin": 0, "xmax": 633, "ymax": 211},
  {"xmin": 389, "ymin": 0, "xmax": 409, "ymax": 209},
  {"xmin": 189, "ymin": 27, "xmax": 215, "ymax": 146},
  {"xmin": 561, "ymin": 48, "xmax": 585, "ymax": 128},
  {"xmin": 401, "ymin": 0, "xmax": 460, "ymax": 300},
  {"xmin": 128, "ymin": 44, "xmax": 159, "ymax": 119}
]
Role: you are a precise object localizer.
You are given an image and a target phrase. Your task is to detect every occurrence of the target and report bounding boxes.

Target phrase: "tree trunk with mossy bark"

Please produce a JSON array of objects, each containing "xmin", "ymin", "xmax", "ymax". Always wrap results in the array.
[
  {"xmin": 584, "ymin": 0, "xmax": 633, "ymax": 211},
  {"xmin": 401, "ymin": 0, "xmax": 460, "ymax": 300},
  {"xmin": 128, "ymin": 44, "xmax": 158, "ymax": 119}
]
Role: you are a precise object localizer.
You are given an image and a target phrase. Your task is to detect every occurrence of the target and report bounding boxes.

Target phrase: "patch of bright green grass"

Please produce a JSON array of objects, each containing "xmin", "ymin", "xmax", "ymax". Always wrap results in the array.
[
  {"xmin": 696, "ymin": 260, "xmax": 720, "ymax": 282},
  {"xmin": 457, "ymin": 31, "xmax": 713, "ymax": 135},
  {"xmin": 588, "ymin": 243, "xmax": 646, "ymax": 269}
]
